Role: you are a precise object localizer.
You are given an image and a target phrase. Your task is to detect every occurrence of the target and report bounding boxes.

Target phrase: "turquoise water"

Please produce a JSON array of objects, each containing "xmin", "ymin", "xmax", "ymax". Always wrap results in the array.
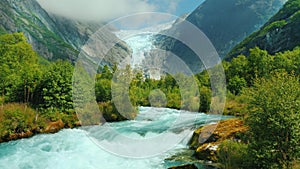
[{"xmin": 0, "ymin": 107, "xmax": 225, "ymax": 169}]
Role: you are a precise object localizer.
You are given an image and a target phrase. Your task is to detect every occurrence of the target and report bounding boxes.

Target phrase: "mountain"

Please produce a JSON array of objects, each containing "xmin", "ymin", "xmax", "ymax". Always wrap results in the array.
[
  {"xmin": 226, "ymin": 0, "xmax": 300, "ymax": 59},
  {"xmin": 0, "ymin": 0, "xmax": 131, "ymax": 62},
  {"xmin": 156, "ymin": 0, "xmax": 286, "ymax": 72}
]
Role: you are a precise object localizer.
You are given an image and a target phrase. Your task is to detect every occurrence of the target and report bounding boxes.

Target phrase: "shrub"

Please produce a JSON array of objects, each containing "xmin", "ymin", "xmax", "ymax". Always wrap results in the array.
[
  {"xmin": 217, "ymin": 140, "xmax": 249, "ymax": 169},
  {"xmin": 0, "ymin": 104, "xmax": 36, "ymax": 136}
]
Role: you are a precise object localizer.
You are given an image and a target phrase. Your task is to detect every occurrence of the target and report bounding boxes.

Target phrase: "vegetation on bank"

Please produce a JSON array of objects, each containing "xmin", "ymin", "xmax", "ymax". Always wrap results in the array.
[
  {"xmin": 213, "ymin": 72, "xmax": 300, "ymax": 169},
  {"xmin": 203, "ymin": 47, "xmax": 300, "ymax": 169},
  {"xmin": 0, "ymin": 33, "xmax": 80, "ymax": 142}
]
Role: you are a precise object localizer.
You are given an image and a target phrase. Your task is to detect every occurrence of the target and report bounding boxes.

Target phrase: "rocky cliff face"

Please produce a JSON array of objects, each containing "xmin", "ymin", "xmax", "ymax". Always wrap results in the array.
[
  {"xmin": 0, "ymin": 0, "xmax": 131, "ymax": 63},
  {"xmin": 227, "ymin": 0, "xmax": 300, "ymax": 59},
  {"xmin": 186, "ymin": 0, "xmax": 286, "ymax": 57},
  {"xmin": 0, "ymin": 0, "xmax": 77, "ymax": 60},
  {"xmin": 156, "ymin": 0, "xmax": 286, "ymax": 72}
]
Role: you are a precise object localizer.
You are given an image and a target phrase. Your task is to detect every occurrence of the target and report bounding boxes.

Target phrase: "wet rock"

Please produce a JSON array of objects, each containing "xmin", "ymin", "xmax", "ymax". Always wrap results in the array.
[
  {"xmin": 168, "ymin": 164, "xmax": 198, "ymax": 169},
  {"xmin": 44, "ymin": 119, "xmax": 64, "ymax": 133},
  {"xmin": 188, "ymin": 119, "xmax": 248, "ymax": 162},
  {"xmin": 7, "ymin": 131, "xmax": 33, "ymax": 141}
]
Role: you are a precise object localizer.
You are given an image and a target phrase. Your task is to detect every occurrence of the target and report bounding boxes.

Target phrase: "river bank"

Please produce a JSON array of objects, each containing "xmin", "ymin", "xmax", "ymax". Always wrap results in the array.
[
  {"xmin": 0, "ymin": 101, "xmax": 140, "ymax": 143},
  {"xmin": 0, "ymin": 104, "xmax": 245, "ymax": 169},
  {"xmin": 0, "ymin": 107, "xmax": 231, "ymax": 169},
  {"xmin": 167, "ymin": 119, "xmax": 248, "ymax": 169}
]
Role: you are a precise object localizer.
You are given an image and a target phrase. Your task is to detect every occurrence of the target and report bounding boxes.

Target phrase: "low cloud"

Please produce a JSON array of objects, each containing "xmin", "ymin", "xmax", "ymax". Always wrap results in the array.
[
  {"xmin": 37, "ymin": 0, "xmax": 157, "ymax": 21},
  {"xmin": 151, "ymin": 0, "xmax": 181, "ymax": 14}
]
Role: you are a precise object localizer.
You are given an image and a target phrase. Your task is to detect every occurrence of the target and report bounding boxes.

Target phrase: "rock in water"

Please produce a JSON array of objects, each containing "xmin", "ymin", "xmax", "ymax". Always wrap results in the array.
[
  {"xmin": 168, "ymin": 164, "xmax": 198, "ymax": 169},
  {"xmin": 44, "ymin": 119, "xmax": 64, "ymax": 133},
  {"xmin": 188, "ymin": 119, "xmax": 248, "ymax": 162}
]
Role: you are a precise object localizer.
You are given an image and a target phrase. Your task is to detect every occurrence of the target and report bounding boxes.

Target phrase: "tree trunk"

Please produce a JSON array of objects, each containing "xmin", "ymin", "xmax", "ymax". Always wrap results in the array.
[
  {"xmin": 1, "ymin": 87, "xmax": 4, "ymax": 109},
  {"xmin": 24, "ymin": 80, "xmax": 26, "ymax": 103}
]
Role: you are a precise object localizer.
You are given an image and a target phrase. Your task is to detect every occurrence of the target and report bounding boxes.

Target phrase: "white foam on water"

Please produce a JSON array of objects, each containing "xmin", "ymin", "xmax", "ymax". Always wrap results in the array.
[{"xmin": 0, "ymin": 107, "xmax": 225, "ymax": 169}]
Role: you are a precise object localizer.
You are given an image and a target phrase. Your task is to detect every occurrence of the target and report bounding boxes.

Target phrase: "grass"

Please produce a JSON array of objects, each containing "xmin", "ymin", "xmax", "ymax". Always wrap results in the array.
[{"xmin": 0, "ymin": 103, "xmax": 80, "ymax": 142}]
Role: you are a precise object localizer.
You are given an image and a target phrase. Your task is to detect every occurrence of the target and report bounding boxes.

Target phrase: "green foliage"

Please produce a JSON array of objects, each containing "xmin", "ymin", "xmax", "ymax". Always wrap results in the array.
[
  {"xmin": 111, "ymin": 65, "xmax": 137, "ymax": 120},
  {"xmin": 95, "ymin": 78, "xmax": 112, "ymax": 102},
  {"xmin": 36, "ymin": 60, "xmax": 74, "ymax": 113},
  {"xmin": 259, "ymin": 20, "xmax": 287, "ymax": 36},
  {"xmin": 95, "ymin": 65, "xmax": 210, "ymax": 113},
  {"xmin": 98, "ymin": 102, "xmax": 129, "ymax": 122},
  {"xmin": 223, "ymin": 93, "xmax": 248, "ymax": 117},
  {"xmin": 0, "ymin": 33, "xmax": 41, "ymax": 103},
  {"xmin": 269, "ymin": 0, "xmax": 300, "ymax": 22},
  {"xmin": 0, "ymin": 104, "xmax": 40, "ymax": 139},
  {"xmin": 227, "ymin": 76, "xmax": 247, "ymax": 95},
  {"xmin": 227, "ymin": 0, "xmax": 300, "ymax": 59},
  {"xmin": 199, "ymin": 86, "xmax": 212, "ymax": 112},
  {"xmin": 0, "ymin": 105, "xmax": 35, "ymax": 134},
  {"xmin": 244, "ymin": 72, "xmax": 300, "ymax": 169},
  {"xmin": 148, "ymin": 89, "xmax": 167, "ymax": 107},
  {"xmin": 0, "ymin": 33, "xmax": 82, "ymax": 140},
  {"xmin": 247, "ymin": 47, "xmax": 273, "ymax": 79},
  {"xmin": 217, "ymin": 140, "xmax": 249, "ymax": 169},
  {"xmin": 225, "ymin": 47, "xmax": 300, "ymax": 96}
]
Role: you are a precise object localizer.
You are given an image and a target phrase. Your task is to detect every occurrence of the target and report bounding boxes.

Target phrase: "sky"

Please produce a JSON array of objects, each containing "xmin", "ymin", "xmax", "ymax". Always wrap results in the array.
[{"xmin": 37, "ymin": 0, "xmax": 205, "ymax": 22}]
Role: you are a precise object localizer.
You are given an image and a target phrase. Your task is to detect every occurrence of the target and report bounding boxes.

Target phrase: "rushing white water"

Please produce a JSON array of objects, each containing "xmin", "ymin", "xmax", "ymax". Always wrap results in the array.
[{"xmin": 0, "ymin": 107, "xmax": 226, "ymax": 169}]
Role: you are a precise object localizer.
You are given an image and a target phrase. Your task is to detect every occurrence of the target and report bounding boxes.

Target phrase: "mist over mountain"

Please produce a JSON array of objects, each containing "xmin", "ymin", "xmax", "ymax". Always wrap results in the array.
[{"xmin": 0, "ymin": 0, "xmax": 131, "ymax": 62}]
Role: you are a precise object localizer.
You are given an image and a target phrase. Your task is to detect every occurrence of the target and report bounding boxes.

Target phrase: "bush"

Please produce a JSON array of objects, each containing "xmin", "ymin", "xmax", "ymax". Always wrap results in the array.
[
  {"xmin": 244, "ymin": 72, "xmax": 300, "ymax": 169},
  {"xmin": 217, "ymin": 140, "xmax": 249, "ymax": 169},
  {"xmin": 0, "ymin": 104, "xmax": 37, "ymax": 136}
]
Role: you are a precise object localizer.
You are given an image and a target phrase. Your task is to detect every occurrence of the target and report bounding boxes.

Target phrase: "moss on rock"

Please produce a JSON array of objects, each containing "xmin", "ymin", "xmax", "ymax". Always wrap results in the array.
[{"xmin": 188, "ymin": 119, "xmax": 248, "ymax": 162}]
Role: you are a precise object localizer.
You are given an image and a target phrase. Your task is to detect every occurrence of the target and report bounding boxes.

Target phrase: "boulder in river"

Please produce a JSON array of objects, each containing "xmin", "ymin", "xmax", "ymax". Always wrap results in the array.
[
  {"xmin": 188, "ymin": 119, "xmax": 248, "ymax": 162},
  {"xmin": 44, "ymin": 119, "xmax": 65, "ymax": 133},
  {"xmin": 168, "ymin": 163, "xmax": 198, "ymax": 169}
]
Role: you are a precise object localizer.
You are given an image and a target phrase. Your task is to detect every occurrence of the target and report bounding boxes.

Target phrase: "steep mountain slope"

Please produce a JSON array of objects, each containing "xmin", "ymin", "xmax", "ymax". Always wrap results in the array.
[
  {"xmin": 156, "ymin": 0, "xmax": 286, "ymax": 72},
  {"xmin": 187, "ymin": 0, "xmax": 286, "ymax": 56},
  {"xmin": 0, "ymin": 0, "xmax": 131, "ymax": 62},
  {"xmin": 0, "ymin": 0, "xmax": 77, "ymax": 60},
  {"xmin": 227, "ymin": 0, "xmax": 300, "ymax": 59}
]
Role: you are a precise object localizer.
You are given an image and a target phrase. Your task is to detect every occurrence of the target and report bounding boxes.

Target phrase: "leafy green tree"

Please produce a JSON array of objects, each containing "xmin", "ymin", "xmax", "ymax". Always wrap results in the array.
[
  {"xmin": 0, "ymin": 33, "xmax": 41, "ymax": 104},
  {"xmin": 95, "ymin": 78, "xmax": 112, "ymax": 102},
  {"xmin": 98, "ymin": 65, "xmax": 113, "ymax": 79},
  {"xmin": 227, "ymin": 75, "xmax": 247, "ymax": 95},
  {"xmin": 247, "ymin": 47, "xmax": 272, "ymax": 81},
  {"xmin": 245, "ymin": 72, "xmax": 300, "ymax": 169},
  {"xmin": 225, "ymin": 55, "xmax": 249, "ymax": 82},
  {"xmin": 36, "ymin": 61, "xmax": 74, "ymax": 113},
  {"xmin": 199, "ymin": 86, "xmax": 212, "ymax": 112},
  {"xmin": 166, "ymin": 87, "xmax": 181, "ymax": 109},
  {"xmin": 272, "ymin": 47, "xmax": 300, "ymax": 74},
  {"xmin": 111, "ymin": 65, "xmax": 137, "ymax": 120}
]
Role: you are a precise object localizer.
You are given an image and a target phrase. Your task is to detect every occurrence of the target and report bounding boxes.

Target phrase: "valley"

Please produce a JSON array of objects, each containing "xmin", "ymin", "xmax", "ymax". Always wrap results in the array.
[{"xmin": 0, "ymin": 0, "xmax": 300, "ymax": 169}]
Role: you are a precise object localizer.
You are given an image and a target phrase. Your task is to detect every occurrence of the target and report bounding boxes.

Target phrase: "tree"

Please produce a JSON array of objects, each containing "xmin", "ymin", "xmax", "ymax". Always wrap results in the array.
[
  {"xmin": 36, "ymin": 61, "xmax": 74, "ymax": 113},
  {"xmin": 227, "ymin": 75, "xmax": 247, "ymax": 95},
  {"xmin": 95, "ymin": 78, "xmax": 112, "ymax": 102},
  {"xmin": 111, "ymin": 65, "xmax": 137, "ymax": 120},
  {"xmin": 245, "ymin": 72, "xmax": 300, "ymax": 169},
  {"xmin": 0, "ymin": 33, "xmax": 41, "ymax": 104},
  {"xmin": 225, "ymin": 55, "xmax": 249, "ymax": 83},
  {"xmin": 247, "ymin": 47, "xmax": 272, "ymax": 81}
]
